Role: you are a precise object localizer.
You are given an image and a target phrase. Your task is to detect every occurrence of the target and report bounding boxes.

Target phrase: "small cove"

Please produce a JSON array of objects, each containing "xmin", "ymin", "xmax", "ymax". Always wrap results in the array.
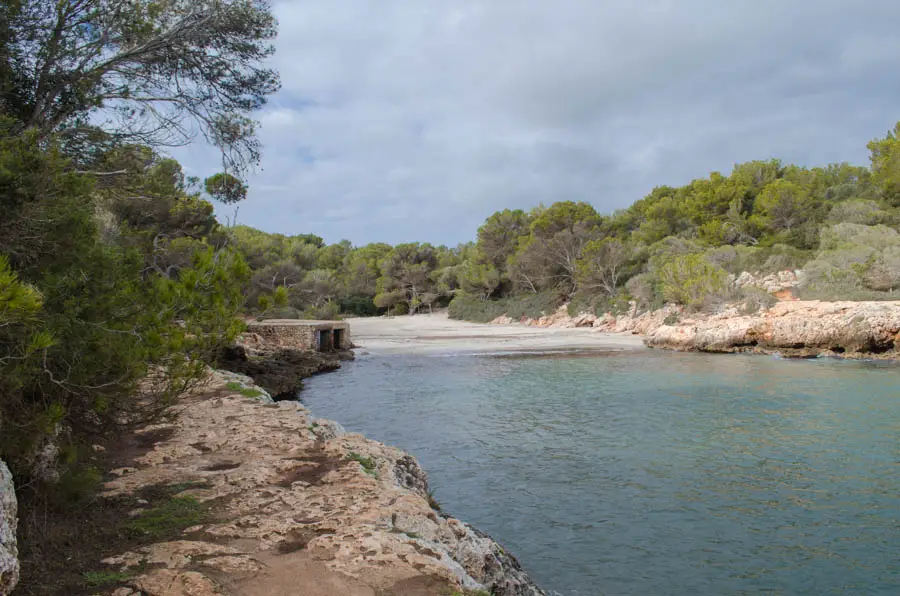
[{"xmin": 302, "ymin": 350, "xmax": 900, "ymax": 595}]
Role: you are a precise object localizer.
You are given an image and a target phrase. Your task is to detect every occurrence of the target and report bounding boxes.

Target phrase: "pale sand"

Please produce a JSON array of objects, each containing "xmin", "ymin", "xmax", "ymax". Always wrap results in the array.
[{"xmin": 346, "ymin": 312, "xmax": 645, "ymax": 355}]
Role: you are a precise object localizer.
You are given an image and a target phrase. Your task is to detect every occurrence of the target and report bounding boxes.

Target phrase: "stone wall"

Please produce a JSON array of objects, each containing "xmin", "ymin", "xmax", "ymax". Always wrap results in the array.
[
  {"xmin": 242, "ymin": 320, "xmax": 351, "ymax": 353},
  {"xmin": 0, "ymin": 460, "xmax": 18, "ymax": 596}
]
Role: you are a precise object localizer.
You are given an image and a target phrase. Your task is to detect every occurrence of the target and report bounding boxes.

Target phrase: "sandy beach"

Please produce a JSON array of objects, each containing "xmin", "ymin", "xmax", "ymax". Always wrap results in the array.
[{"xmin": 346, "ymin": 311, "xmax": 645, "ymax": 355}]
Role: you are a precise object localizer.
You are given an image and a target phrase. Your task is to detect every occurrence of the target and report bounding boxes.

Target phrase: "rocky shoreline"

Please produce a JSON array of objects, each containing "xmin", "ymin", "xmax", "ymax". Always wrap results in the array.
[
  {"xmin": 217, "ymin": 344, "xmax": 349, "ymax": 400},
  {"xmin": 643, "ymin": 300, "xmax": 900, "ymax": 359},
  {"xmin": 97, "ymin": 370, "xmax": 547, "ymax": 596},
  {"xmin": 490, "ymin": 299, "xmax": 900, "ymax": 361},
  {"xmin": 0, "ymin": 326, "xmax": 550, "ymax": 596}
]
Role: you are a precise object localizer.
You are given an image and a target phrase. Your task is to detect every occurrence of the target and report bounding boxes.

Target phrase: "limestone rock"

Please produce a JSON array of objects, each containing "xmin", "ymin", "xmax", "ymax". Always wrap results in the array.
[
  {"xmin": 103, "ymin": 370, "xmax": 547, "ymax": 596},
  {"xmin": 0, "ymin": 461, "xmax": 17, "ymax": 596},
  {"xmin": 645, "ymin": 300, "xmax": 900, "ymax": 358},
  {"xmin": 732, "ymin": 269, "xmax": 803, "ymax": 294},
  {"xmin": 134, "ymin": 569, "xmax": 221, "ymax": 596},
  {"xmin": 210, "ymin": 369, "xmax": 274, "ymax": 403},
  {"xmin": 309, "ymin": 418, "xmax": 346, "ymax": 441},
  {"xmin": 217, "ymin": 345, "xmax": 343, "ymax": 399},
  {"xmin": 392, "ymin": 454, "xmax": 428, "ymax": 496}
]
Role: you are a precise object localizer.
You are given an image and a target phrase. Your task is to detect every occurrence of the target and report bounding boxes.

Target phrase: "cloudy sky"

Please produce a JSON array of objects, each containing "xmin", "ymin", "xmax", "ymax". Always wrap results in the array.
[{"xmin": 176, "ymin": 0, "xmax": 900, "ymax": 246}]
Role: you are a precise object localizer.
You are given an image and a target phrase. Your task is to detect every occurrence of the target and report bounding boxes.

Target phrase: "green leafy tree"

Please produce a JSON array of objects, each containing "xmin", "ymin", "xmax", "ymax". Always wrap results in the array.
[
  {"xmin": 458, "ymin": 261, "xmax": 501, "ymax": 300},
  {"xmin": 4, "ymin": 0, "xmax": 281, "ymax": 173},
  {"xmin": 868, "ymin": 122, "xmax": 900, "ymax": 208},
  {"xmin": 476, "ymin": 209, "xmax": 531, "ymax": 271},
  {"xmin": 0, "ymin": 122, "xmax": 249, "ymax": 486},
  {"xmin": 576, "ymin": 238, "xmax": 631, "ymax": 296},
  {"xmin": 530, "ymin": 201, "xmax": 602, "ymax": 239},
  {"xmin": 751, "ymin": 179, "xmax": 812, "ymax": 235},
  {"xmin": 205, "ymin": 173, "xmax": 248, "ymax": 204},
  {"xmin": 377, "ymin": 243, "xmax": 438, "ymax": 313}
]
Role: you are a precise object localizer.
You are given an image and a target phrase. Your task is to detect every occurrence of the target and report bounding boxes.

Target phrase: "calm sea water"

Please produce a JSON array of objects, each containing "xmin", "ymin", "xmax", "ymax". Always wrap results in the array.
[{"xmin": 301, "ymin": 350, "xmax": 900, "ymax": 595}]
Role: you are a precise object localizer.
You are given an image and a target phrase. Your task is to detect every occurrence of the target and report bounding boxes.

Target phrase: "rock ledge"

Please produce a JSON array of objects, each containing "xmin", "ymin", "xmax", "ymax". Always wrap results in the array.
[{"xmin": 102, "ymin": 372, "xmax": 547, "ymax": 596}]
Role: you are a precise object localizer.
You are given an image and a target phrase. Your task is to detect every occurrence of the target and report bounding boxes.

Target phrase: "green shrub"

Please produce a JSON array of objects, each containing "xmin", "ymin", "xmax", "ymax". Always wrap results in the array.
[
  {"xmin": 346, "ymin": 452, "xmax": 376, "ymax": 470},
  {"xmin": 302, "ymin": 301, "xmax": 341, "ymax": 320},
  {"xmin": 567, "ymin": 291, "xmax": 631, "ymax": 317},
  {"xmin": 448, "ymin": 291, "xmax": 562, "ymax": 323},
  {"xmin": 0, "ymin": 134, "xmax": 248, "ymax": 486},
  {"xmin": 447, "ymin": 294, "xmax": 506, "ymax": 322},
  {"xmin": 257, "ymin": 306, "xmax": 301, "ymax": 320},
  {"xmin": 827, "ymin": 199, "xmax": 891, "ymax": 225},
  {"xmin": 339, "ymin": 296, "xmax": 378, "ymax": 316},
  {"xmin": 124, "ymin": 496, "xmax": 207, "ymax": 538},
  {"xmin": 663, "ymin": 312, "xmax": 680, "ymax": 326},
  {"xmin": 795, "ymin": 283, "xmax": 897, "ymax": 302},
  {"xmin": 83, "ymin": 570, "xmax": 132, "ymax": 588},
  {"xmin": 739, "ymin": 287, "xmax": 778, "ymax": 314},
  {"xmin": 657, "ymin": 254, "xmax": 730, "ymax": 308},
  {"xmin": 346, "ymin": 452, "xmax": 378, "ymax": 478},
  {"xmin": 625, "ymin": 273, "xmax": 664, "ymax": 312},
  {"xmin": 704, "ymin": 244, "xmax": 811, "ymax": 275},
  {"xmin": 224, "ymin": 381, "xmax": 264, "ymax": 398}
]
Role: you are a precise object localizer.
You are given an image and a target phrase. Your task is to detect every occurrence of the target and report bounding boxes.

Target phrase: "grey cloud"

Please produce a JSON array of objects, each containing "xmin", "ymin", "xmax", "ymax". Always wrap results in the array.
[{"xmin": 174, "ymin": 0, "xmax": 900, "ymax": 245}]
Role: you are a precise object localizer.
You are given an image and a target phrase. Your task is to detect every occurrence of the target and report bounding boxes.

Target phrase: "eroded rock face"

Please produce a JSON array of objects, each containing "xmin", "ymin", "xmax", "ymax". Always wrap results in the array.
[
  {"xmin": 645, "ymin": 300, "xmax": 900, "ymax": 358},
  {"xmin": 218, "ymin": 344, "xmax": 343, "ymax": 399},
  {"xmin": 0, "ymin": 460, "xmax": 18, "ymax": 596},
  {"xmin": 102, "ymin": 373, "xmax": 547, "ymax": 596}
]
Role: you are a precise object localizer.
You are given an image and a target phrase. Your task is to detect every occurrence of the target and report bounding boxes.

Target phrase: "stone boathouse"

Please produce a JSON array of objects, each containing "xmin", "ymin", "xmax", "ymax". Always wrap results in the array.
[{"xmin": 244, "ymin": 319, "xmax": 351, "ymax": 352}]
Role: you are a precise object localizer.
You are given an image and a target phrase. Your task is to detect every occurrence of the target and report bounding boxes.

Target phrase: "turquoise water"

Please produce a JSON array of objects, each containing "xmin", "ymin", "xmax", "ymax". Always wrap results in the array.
[{"xmin": 301, "ymin": 351, "xmax": 900, "ymax": 595}]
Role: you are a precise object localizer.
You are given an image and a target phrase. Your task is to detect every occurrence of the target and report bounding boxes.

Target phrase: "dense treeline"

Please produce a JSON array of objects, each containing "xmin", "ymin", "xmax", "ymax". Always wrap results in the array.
[
  {"xmin": 0, "ymin": 0, "xmax": 278, "ymax": 506},
  {"xmin": 236, "ymin": 124, "xmax": 900, "ymax": 323},
  {"xmin": 231, "ymin": 226, "xmax": 475, "ymax": 318}
]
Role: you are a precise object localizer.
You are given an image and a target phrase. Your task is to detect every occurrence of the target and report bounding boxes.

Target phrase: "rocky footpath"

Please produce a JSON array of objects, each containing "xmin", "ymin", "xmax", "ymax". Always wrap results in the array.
[
  {"xmin": 645, "ymin": 300, "xmax": 900, "ymax": 358},
  {"xmin": 0, "ymin": 460, "xmax": 17, "ymax": 596},
  {"xmin": 100, "ymin": 371, "xmax": 546, "ymax": 596}
]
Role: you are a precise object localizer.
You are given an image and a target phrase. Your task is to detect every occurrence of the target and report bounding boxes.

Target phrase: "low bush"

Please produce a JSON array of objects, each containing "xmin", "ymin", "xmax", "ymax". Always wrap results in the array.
[
  {"xmin": 124, "ymin": 496, "xmax": 207, "ymax": 538},
  {"xmin": 302, "ymin": 301, "xmax": 341, "ymax": 320},
  {"xmin": 657, "ymin": 254, "xmax": 730, "ymax": 309},
  {"xmin": 448, "ymin": 291, "xmax": 562, "ymax": 323},
  {"xmin": 567, "ymin": 291, "xmax": 632, "ymax": 317},
  {"xmin": 82, "ymin": 570, "xmax": 132, "ymax": 588},
  {"xmin": 739, "ymin": 287, "xmax": 778, "ymax": 314},
  {"xmin": 257, "ymin": 306, "xmax": 301, "ymax": 320},
  {"xmin": 447, "ymin": 294, "xmax": 506, "ymax": 322},
  {"xmin": 704, "ymin": 244, "xmax": 811, "ymax": 275},
  {"xmin": 794, "ymin": 283, "xmax": 898, "ymax": 302},
  {"xmin": 224, "ymin": 381, "xmax": 264, "ymax": 398},
  {"xmin": 346, "ymin": 452, "xmax": 378, "ymax": 478},
  {"xmin": 339, "ymin": 296, "xmax": 378, "ymax": 316}
]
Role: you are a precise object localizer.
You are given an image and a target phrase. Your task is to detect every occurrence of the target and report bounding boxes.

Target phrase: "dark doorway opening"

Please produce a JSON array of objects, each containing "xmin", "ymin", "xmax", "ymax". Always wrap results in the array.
[{"xmin": 317, "ymin": 330, "xmax": 333, "ymax": 352}]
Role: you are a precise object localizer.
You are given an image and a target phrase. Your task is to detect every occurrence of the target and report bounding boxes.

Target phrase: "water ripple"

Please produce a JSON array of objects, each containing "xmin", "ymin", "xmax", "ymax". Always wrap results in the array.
[{"xmin": 303, "ymin": 351, "xmax": 900, "ymax": 595}]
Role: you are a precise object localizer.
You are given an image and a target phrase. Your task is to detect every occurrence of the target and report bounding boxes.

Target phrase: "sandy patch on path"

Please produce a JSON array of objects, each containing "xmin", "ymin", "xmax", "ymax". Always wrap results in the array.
[{"xmin": 347, "ymin": 312, "xmax": 644, "ymax": 355}]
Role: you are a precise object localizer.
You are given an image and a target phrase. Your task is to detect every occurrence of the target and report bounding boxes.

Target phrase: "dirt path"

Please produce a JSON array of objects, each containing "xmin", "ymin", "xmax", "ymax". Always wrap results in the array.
[{"xmin": 348, "ymin": 312, "xmax": 645, "ymax": 355}]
